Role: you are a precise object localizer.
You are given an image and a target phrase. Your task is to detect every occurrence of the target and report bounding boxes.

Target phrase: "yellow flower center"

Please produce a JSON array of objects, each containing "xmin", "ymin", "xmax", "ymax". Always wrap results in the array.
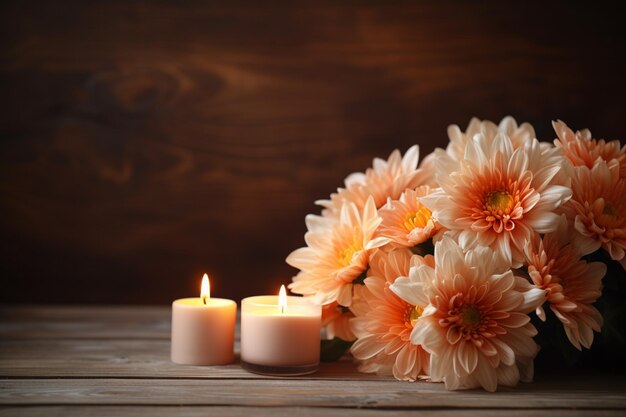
[
  {"xmin": 337, "ymin": 237, "xmax": 363, "ymax": 267},
  {"xmin": 461, "ymin": 305, "xmax": 482, "ymax": 328},
  {"xmin": 406, "ymin": 305, "xmax": 423, "ymax": 327},
  {"xmin": 403, "ymin": 206, "xmax": 433, "ymax": 232},
  {"xmin": 486, "ymin": 190, "xmax": 514, "ymax": 213}
]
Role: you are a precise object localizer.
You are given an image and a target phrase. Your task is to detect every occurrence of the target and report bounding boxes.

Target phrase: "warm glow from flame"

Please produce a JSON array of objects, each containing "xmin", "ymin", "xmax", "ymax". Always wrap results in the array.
[
  {"xmin": 278, "ymin": 285, "xmax": 287, "ymax": 314},
  {"xmin": 201, "ymin": 274, "xmax": 210, "ymax": 305}
]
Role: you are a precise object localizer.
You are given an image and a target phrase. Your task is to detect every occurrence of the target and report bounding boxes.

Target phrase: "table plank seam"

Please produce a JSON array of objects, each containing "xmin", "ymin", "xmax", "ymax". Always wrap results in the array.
[
  {"xmin": 0, "ymin": 374, "xmax": 382, "ymax": 381},
  {"xmin": 1, "ymin": 403, "xmax": 624, "ymax": 411}
]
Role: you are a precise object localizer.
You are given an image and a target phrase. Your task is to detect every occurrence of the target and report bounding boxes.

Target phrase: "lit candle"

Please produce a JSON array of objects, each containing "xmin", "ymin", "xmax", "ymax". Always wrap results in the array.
[
  {"xmin": 240, "ymin": 285, "xmax": 322, "ymax": 376},
  {"xmin": 171, "ymin": 273, "xmax": 236, "ymax": 365}
]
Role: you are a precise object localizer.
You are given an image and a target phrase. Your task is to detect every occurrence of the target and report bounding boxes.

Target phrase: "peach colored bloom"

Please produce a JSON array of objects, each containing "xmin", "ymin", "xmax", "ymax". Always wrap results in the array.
[
  {"xmin": 377, "ymin": 186, "xmax": 440, "ymax": 247},
  {"xmin": 446, "ymin": 116, "xmax": 536, "ymax": 161},
  {"xmin": 350, "ymin": 249, "xmax": 432, "ymax": 380},
  {"xmin": 287, "ymin": 197, "xmax": 390, "ymax": 306},
  {"xmin": 392, "ymin": 236, "xmax": 546, "ymax": 391},
  {"xmin": 525, "ymin": 216, "xmax": 605, "ymax": 350},
  {"xmin": 316, "ymin": 146, "xmax": 429, "ymax": 217},
  {"xmin": 561, "ymin": 161, "xmax": 626, "ymax": 269},
  {"xmin": 553, "ymin": 120, "xmax": 626, "ymax": 178},
  {"xmin": 421, "ymin": 133, "xmax": 571, "ymax": 267},
  {"xmin": 321, "ymin": 302, "xmax": 356, "ymax": 341}
]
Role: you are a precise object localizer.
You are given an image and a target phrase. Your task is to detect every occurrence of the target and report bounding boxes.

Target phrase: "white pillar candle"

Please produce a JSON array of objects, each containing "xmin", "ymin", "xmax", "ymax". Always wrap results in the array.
[
  {"xmin": 171, "ymin": 274, "xmax": 236, "ymax": 365},
  {"xmin": 241, "ymin": 285, "xmax": 322, "ymax": 376}
]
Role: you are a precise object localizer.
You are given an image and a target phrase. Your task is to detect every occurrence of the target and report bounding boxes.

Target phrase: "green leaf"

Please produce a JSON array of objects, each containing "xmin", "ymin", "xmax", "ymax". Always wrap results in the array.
[{"xmin": 320, "ymin": 337, "xmax": 354, "ymax": 362}]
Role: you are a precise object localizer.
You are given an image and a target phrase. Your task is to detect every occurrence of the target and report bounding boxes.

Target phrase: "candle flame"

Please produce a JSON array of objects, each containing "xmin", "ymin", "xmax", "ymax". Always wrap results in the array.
[
  {"xmin": 201, "ymin": 274, "xmax": 210, "ymax": 305},
  {"xmin": 278, "ymin": 285, "xmax": 287, "ymax": 314}
]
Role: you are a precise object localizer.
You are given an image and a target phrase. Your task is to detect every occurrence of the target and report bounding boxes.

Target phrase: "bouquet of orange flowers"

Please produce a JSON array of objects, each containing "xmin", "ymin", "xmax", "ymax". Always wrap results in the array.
[{"xmin": 286, "ymin": 117, "xmax": 626, "ymax": 391}]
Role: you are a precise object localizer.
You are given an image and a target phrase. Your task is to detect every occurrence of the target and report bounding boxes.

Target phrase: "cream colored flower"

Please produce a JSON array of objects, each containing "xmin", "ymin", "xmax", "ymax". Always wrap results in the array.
[
  {"xmin": 350, "ymin": 249, "xmax": 432, "ymax": 381},
  {"xmin": 525, "ymin": 216, "xmax": 605, "ymax": 350},
  {"xmin": 446, "ymin": 116, "xmax": 536, "ymax": 161},
  {"xmin": 421, "ymin": 133, "xmax": 571, "ymax": 267},
  {"xmin": 392, "ymin": 236, "xmax": 546, "ymax": 391},
  {"xmin": 287, "ymin": 197, "xmax": 390, "ymax": 306},
  {"xmin": 377, "ymin": 186, "xmax": 440, "ymax": 247},
  {"xmin": 316, "ymin": 146, "xmax": 429, "ymax": 217}
]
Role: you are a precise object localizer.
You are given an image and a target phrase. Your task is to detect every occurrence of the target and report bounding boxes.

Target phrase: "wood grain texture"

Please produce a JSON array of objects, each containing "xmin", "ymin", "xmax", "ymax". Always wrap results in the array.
[
  {"xmin": 1, "ymin": 305, "xmax": 625, "ymax": 415},
  {"xmin": 0, "ymin": 305, "xmax": 171, "ymax": 339},
  {"xmin": 1, "ymin": 1, "xmax": 625, "ymax": 304},
  {"xmin": 1, "ymin": 407, "xmax": 624, "ymax": 417},
  {"xmin": 1, "ymin": 378, "xmax": 625, "ymax": 409},
  {"xmin": 0, "ymin": 339, "xmax": 382, "ymax": 380}
]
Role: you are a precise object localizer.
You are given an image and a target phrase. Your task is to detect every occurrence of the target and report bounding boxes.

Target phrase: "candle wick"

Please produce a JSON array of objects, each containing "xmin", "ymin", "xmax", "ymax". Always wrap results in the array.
[
  {"xmin": 281, "ymin": 305, "xmax": 284, "ymax": 315},
  {"xmin": 202, "ymin": 295, "xmax": 207, "ymax": 305}
]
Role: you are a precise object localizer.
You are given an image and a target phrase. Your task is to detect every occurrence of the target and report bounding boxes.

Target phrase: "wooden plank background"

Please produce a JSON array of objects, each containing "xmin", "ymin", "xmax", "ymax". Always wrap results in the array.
[{"xmin": 1, "ymin": 1, "xmax": 625, "ymax": 304}]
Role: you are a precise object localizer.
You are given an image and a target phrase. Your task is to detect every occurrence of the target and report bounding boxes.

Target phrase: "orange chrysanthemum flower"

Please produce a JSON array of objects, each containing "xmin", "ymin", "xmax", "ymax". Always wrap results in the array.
[
  {"xmin": 350, "ymin": 249, "xmax": 432, "ymax": 381},
  {"xmin": 392, "ymin": 237, "xmax": 546, "ymax": 391},
  {"xmin": 377, "ymin": 186, "xmax": 440, "ymax": 247},
  {"xmin": 287, "ymin": 197, "xmax": 390, "ymax": 306},
  {"xmin": 316, "ymin": 146, "xmax": 430, "ymax": 217},
  {"xmin": 525, "ymin": 216, "xmax": 605, "ymax": 350},
  {"xmin": 421, "ymin": 133, "xmax": 571, "ymax": 267},
  {"xmin": 553, "ymin": 120, "xmax": 626, "ymax": 178},
  {"xmin": 561, "ymin": 161, "xmax": 626, "ymax": 269}
]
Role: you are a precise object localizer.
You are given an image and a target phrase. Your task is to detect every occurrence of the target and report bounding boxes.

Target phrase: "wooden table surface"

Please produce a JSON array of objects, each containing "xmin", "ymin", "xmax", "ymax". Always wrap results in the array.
[{"xmin": 1, "ymin": 305, "xmax": 625, "ymax": 416}]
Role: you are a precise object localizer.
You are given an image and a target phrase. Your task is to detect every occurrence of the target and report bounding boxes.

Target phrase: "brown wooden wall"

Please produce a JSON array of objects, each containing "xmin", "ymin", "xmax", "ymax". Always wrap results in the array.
[{"xmin": 1, "ymin": 1, "xmax": 625, "ymax": 304}]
